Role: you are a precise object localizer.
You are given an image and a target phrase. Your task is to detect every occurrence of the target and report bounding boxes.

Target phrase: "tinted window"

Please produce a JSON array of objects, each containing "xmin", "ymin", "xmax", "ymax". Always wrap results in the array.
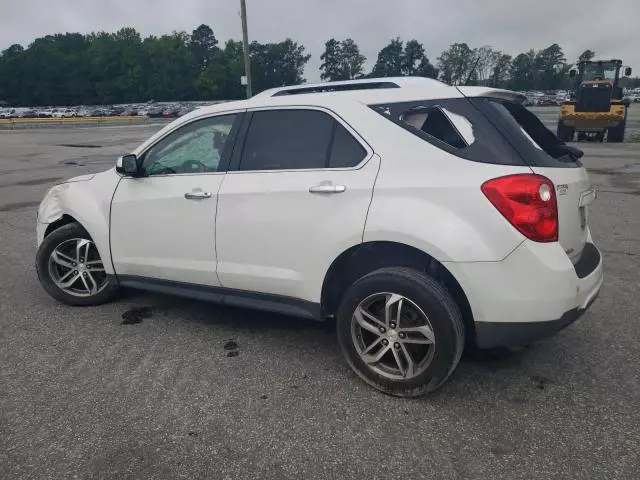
[
  {"xmin": 329, "ymin": 123, "xmax": 367, "ymax": 168},
  {"xmin": 489, "ymin": 101, "xmax": 564, "ymax": 153},
  {"xmin": 240, "ymin": 110, "xmax": 334, "ymax": 170},
  {"xmin": 371, "ymin": 98, "xmax": 525, "ymax": 166},
  {"xmin": 474, "ymin": 98, "xmax": 578, "ymax": 167},
  {"xmin": 143, "ymin": 114, "xmax": 236, "ymax": 175}
]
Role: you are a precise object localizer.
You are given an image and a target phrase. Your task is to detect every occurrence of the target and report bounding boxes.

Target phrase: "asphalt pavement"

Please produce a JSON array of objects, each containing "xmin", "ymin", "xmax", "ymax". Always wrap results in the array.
[{"xmin": 1, "ymin": 112, "xmax": 639, "ymax": 479}]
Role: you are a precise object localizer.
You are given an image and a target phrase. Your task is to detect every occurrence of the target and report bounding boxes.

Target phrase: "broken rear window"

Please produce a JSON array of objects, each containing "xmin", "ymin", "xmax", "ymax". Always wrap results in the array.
[{"xmin": 370, "ymin": 98, "xmax": 525, "ymax": 166}]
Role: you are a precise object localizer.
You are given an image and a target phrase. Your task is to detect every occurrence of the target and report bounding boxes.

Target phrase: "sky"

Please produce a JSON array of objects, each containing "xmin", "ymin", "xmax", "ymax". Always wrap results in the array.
[{"xmin": 1, "ymin": 0, "xmax": 639, "ymax": 82}]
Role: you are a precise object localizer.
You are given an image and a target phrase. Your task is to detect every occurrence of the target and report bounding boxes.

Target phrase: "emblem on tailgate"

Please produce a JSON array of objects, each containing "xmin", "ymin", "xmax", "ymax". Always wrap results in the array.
[{"xmin": 556, "ymin": 184, "xmax": 568, "ymax": 195}]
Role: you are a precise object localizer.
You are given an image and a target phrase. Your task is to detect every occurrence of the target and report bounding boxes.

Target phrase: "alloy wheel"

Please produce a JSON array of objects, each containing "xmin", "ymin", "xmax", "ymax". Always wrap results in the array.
[
  {"xmin": 47, "ymin": 238, "xmax": 108, "ymax": 297},
  {"xmin": 351, "ymin": 292, "xmax": 436, "ymax": 380}
]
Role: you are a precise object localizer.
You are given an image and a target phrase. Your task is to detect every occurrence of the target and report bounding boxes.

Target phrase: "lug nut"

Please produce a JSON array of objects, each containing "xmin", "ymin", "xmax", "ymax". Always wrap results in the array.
[
  {"xmin": 379, "ymin": 327, "xmax": 386, "ymax": 333},
  {"xmin": 389, "ymin": 322, "xmax": 396, "ymax": 329},
  {"xmin": 394, "ymin": 342, "xmax": 401, "ymax": 349},
  {"xmin": 83, "ymin": 272, "xmax": 88, "ymax": 277},
  {"xmin": 73, "ymin": 270, "xmax": 77, "ymax": 275},
  {"xmin": 381, "ymin": 339, "xmax": 389, "ymax": 346},
  {"xmin": 399, "ymin": 332, "xmax": 406, "ymax": 339},
  {"xmin": 72, "ymin": 262, "xmax": 76, "ymax": 267}
]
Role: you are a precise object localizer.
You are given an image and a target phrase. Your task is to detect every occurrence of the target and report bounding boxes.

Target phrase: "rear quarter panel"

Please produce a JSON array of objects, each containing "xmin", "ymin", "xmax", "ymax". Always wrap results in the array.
[{"xmin": 353, "ymin": 110, "xmax": 532, "ymax": 262}]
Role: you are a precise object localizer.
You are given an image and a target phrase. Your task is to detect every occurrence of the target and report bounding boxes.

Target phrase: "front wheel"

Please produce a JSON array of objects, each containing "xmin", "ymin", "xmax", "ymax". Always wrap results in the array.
[
  {"xmin": 557, "ymin": 120, "xmax": 574, "ymax": 142},
  {"xmin": 337, "ymin": 267, "xmax": 465, "ymax": 397},
  {"xmin": 36, "ymin": 223, "xmax": 118, "ymax": 306}
]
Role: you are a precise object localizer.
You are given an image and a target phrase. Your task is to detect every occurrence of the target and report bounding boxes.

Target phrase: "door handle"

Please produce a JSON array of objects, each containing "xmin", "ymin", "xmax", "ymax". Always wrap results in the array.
[
  {"xmin": 309, "ymin": 184, "xmax": 346, "ymax": 194},
  {"xmin": 184, "ymin": 191, "xmax": 212, "ymax": 200}
]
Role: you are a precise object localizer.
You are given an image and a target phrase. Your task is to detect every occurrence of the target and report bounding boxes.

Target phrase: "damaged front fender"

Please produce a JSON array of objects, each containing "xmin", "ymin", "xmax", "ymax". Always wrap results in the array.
[{"xmin": 35, "ymin": 169, "xmax": 121, "ymax": 274}]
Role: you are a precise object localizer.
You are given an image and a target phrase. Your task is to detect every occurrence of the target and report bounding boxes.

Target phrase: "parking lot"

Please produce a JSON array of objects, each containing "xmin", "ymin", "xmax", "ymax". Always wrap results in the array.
[{"xmin": 1, "ymin": 108, "xmax": 639, "ymax": 479}]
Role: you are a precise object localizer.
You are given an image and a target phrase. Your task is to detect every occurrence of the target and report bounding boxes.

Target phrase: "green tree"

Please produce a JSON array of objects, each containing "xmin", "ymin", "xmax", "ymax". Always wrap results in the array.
[
  {"xmin": 250, "ymin": 39, "xmax": 310, "ymax": 92},
  {"xmin": 371, "ymin": 38, "xmax": 404, "ymax": 77},
  {"xmin": 369, "ymin": 38, "xmax": 437, "ymax": 79},
  {"xmin": 402, "ymin": 39, "xmax": 425, "ymax": 75},
  {"xmin": 321, "ymin": 38, "xmax": 366, "ymax": 81},
  {"xmin": 474, "ymin": 46, "xmax": 501, "ymax": 85},
  {"xmin": 190, "ymin": 24, "xmax": 218, "ymax": 71},
  {"xmin": 578, "ymin": 49, "xmax": 596, "ymax": 62},
  {"xmin": 0, "ymin": 44, "xmax": 25, "ymax": 104},
  {"xmin": 415, "ymin": 56, "xmax": 438, "ymax": 79},
  {"xmin": 142, "ymin": 31, "xmax": 197, "ymax": 101},
  {"xmin": 509, "ymin": 50, "xmax": 537, "ymax": 90},
  {"xmin": 535, "ymin": 43, "xmax": 567, "ymax": 90},
  {"xmin": 339, "ymin": 39, "xmax": 366, "ymax": 80},
  {"xmin": 320, "ymin": 38, "xmax": 341, "ymax": 81},
  {"xmin": 489, "ymin": 53, "xmax": 512, "ymax": 88},
  {"xmin": 437, "ymin": 43, "xmax": 475, "ymax": 85}
]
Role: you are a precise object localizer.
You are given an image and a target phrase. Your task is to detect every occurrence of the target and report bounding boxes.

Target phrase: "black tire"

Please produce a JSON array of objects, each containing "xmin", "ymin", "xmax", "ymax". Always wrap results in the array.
[
  {"xmin": 336, "ymin": 267, "xmax": 465, "ymax": 397},
  {"xmin": 36, "ymin": 222, "xmax": 118, "ymax": 306},
  {"xmin": 608, "ymin": 115, "xmax": 626, "ymax": 143},
  {"xmin": 556, "ymin": 120, "xmax": 574, "ymax": 142}
]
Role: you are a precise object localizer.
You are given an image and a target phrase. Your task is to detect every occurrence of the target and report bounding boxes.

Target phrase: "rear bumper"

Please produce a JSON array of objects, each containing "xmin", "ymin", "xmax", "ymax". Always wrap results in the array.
[
  {"xmin": 444, "ymin": 236, "xmax": 603, "ymax": 348},
  {"xmin": 475, "ymin": 291, "xmax": 599, "ymax": 348}
]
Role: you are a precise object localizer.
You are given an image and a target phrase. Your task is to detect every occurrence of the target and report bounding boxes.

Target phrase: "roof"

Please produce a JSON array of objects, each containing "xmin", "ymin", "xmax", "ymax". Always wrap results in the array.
[{"xmin": 133, "ymin": 78, "xmax": 526, "ymax": 154}]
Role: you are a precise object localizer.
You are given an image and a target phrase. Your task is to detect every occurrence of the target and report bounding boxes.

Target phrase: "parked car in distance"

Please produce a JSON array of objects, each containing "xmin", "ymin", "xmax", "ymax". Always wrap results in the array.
[{"xmin": 35, "ymin": 77, "xmax": 603, "ymax": 397}]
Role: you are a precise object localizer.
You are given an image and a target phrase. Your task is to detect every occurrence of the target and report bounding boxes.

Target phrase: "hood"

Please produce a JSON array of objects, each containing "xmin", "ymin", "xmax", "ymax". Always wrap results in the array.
[{"xmin": 64, "ymin": 173, "xmax": 95, "ymax": 183}]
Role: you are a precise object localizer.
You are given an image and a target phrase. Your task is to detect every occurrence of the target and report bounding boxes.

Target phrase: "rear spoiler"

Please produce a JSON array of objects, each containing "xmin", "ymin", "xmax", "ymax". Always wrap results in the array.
[{"xmin": 456, "ymin": 86, "xmax": 528, "ymax": 105}]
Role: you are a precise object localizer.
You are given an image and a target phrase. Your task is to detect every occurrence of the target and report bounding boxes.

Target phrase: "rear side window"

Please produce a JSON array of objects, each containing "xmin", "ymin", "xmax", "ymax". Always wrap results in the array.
[
  {"xmin": 240, "ymin": 109, "xmax": 366, "ymax": 170},
  {"xmin": 403, "ymin": 107, "xmax": 468, "ymax": 149},
  {"xmin": 472, "ymin": 98, "xmax": 578, "ymax": 168},
  {"xmin": 371, "ymin": 98, "xmax": 525, "ymax": 166}
]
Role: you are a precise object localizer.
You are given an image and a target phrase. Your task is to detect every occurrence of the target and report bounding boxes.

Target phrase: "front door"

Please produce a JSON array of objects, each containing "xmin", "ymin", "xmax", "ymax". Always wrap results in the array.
[
  {"xmin": 110, "ymin": 113, "xmax": 240, "ymax": 285},
  {"xmin": 216, "ymin": 108, "xmax": 379, "ymax": 303}
]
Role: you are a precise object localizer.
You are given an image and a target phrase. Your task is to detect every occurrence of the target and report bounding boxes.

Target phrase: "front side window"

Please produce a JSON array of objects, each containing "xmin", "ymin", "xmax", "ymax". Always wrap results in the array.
[
  {"xmin": 239, "ymin": 109, "xmax": 366, "ymax": 171},
  {"xmin": 143, "ymin": 114, "xmax": 236, "ymax": 176}
]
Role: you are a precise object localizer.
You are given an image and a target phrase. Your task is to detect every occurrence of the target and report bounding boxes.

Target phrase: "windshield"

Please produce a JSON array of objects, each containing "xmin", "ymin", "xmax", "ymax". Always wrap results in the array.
[{"xmin": 582, "ymin": 61, "xmax": 618, "ymax": 81}]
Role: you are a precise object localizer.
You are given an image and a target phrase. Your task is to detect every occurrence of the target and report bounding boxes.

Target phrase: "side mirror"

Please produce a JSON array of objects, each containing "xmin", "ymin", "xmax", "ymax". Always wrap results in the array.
[
  {"xmin": 569, "ymin": 69, "xmax": 577, "ymax": 78},
  {"xmin": 116, "ymin": 154, "xmax": 140, "ymax": 176},
  {"xmin": 624, "ymin": 67, "xmax": 632, "ymax": 77}
]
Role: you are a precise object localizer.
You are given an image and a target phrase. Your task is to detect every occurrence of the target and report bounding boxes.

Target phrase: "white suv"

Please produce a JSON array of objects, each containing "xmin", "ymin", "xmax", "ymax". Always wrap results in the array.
[{"xmin": 36, "ymin": 77, "xmax": 603, "ymax": 396}]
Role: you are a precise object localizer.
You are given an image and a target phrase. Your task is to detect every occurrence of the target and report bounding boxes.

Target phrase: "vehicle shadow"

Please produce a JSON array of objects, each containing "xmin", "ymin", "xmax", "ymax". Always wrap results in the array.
[{"xmin": 116, "ymin": 288, "xmax": 534, "ymax": 388}]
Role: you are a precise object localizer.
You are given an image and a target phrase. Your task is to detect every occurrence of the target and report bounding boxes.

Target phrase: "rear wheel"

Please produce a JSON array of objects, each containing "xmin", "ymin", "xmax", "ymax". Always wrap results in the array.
[
  {"xmin": 608, "ymin": 115, "xmax": 626, "ymax": 143},
  {"xmin": 336, "ymin": 267, "xmax": 465, "ymax": 397},
  {"xmin": 556, "ymin": 120, "xmax": 574, "ymax": 142},
  {"xmin": 36, "ymin": 223, "xmax": 118, "ymax": 306}
]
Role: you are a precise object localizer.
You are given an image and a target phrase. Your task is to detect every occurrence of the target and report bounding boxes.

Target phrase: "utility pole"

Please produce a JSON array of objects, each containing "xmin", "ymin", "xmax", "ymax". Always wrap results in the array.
[{"xmin": 240, "ymin": 0, "xmax": 252, "ymax": 98}]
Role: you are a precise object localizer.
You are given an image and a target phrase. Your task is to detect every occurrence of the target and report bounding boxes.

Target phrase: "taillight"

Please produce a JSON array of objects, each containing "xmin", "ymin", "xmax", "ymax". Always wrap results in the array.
[{"xmin": 481, "ymin": 174, "xmax": 558, "ymax": 242}]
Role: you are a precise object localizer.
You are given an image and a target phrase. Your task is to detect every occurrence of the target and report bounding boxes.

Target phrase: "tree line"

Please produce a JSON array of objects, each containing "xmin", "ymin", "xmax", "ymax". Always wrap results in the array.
[{"xmin": 1, "ymin": 24, "xmax": 639, "ymax": 106}]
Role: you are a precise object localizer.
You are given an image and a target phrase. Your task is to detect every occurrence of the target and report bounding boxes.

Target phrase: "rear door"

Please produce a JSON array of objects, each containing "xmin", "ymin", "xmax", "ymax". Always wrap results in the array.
[
  {"xmin": 215, "ymin": 107, "xmax": 379, "ymax": 303},
  {"xmin": 472, "ymin": 97, "xmax": 593, "ymax": 262}
]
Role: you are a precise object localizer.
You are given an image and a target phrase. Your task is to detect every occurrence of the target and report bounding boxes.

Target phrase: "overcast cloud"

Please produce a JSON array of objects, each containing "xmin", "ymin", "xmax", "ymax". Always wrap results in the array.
[{"xmin": 1, "ymin": 0, "xmax": 638, "ymax": 82}]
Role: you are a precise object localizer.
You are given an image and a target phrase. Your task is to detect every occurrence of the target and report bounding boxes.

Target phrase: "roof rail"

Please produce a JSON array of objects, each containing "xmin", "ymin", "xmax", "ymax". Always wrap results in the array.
[
  {"xmin": 252, "ymin": 77, "xmax": 446, "ymax": 99},
  {"xmin": 271, "ymin": 81, "xmax": 400, "ymax": 96}
]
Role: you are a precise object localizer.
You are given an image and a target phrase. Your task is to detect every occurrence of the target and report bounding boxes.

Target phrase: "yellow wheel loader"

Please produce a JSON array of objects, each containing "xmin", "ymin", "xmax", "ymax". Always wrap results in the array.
[{"xmin": 557, "ymin": 59, "xmax": 632, "ymax": 143}]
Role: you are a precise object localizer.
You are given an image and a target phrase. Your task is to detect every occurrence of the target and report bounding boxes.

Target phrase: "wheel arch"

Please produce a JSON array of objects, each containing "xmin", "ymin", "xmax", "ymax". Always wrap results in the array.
[
  {"xmin": 44, "ymin": 214, "xmax": 78, "ymax": 238},
  {"xmin": 320, "ymin": 241, "xmax": 475, "ymax": 343}
]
